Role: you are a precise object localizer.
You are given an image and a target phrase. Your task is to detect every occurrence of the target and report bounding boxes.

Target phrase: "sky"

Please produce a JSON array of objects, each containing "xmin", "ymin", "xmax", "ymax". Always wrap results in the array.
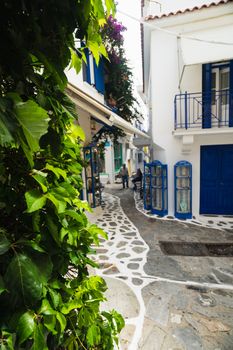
[{"xmin": 116, "ymin": 0, "xmax": 143, "ymax": 86}]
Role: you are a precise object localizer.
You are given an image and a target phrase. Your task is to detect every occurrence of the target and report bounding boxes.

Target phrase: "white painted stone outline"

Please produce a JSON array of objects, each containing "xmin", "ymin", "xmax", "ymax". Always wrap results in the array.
[
  {"xmin": 134, "ymin": 192, "xmax": 233, "ymax": 231},
  {"xmin": 87, "ymin": 191, "xmax": 233, "ymax": 350},
  {"xmin": 88, "ymin": 192, "xmax": 152, "ymax": 350}
]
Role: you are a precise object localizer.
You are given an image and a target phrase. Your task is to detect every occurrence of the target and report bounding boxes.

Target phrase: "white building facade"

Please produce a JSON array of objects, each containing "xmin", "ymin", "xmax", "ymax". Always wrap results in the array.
[
  {"xmin": 142, "ymin": 0, "xmax": 233, "ymax": 219},
  {"xmin": 65, "ymin": 50, "xmax": 149, "ymax": 205}
]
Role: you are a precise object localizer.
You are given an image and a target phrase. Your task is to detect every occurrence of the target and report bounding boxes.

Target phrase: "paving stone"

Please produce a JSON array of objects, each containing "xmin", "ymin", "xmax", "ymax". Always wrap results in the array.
[
  {"xmin": 184, "ymin": 314, "xmax": 201, "ymax": 332},
  {"xmin": 132, "ymin": 240, "xmax": 144, "ymax": 245},
  {"xmin": 92, "ymin": 190, "xmax": 233, "ymax": 350},
  {"xmin": 95, "ymin": 248, "xmax": 108, "ymax": 254},
  {"xmin": 98, "ymin": 255, "xmax": 109, "ymax": 260},
  {"xmin": 145, "ymin": 294, "xmax": 171, "ymax": 326},
  {"xmin": 199, "ymin": 318, "xmax": 230, "ymax": 332},
  {"xmin": 99, "ymin": 262, "xmax": 113, "ymax": 269},
  {"xmin": 127, "ymin": 263, "xmax": 139, "ymax": 270},
  {"xmin": 173, "ymin": 294, "xmax": 188, "ymax": 311},
  {"xmin": 120, "ymin": 324, "xmax": 136, "ymax": 350},
  {"xmin": 122, "ymin": 232, "xmax": 136, "ymax": 236},
  {"xmin": 109, "ymin": 222, "xmax": 117, "ymax": 226},
  {"xmin": 173, "ymin": 328, "xmax": 203, "ymax": 349},
  {"xmin": 212, "ymin": 269, "xmax": 233, "ymax": 284},
  {"xmin": 121, "ymin": 226, "xmax": 130, "ymax": 230},
  {"xmin": 116, "ymin": 253, "xmax": 130, "ymax": 258},
  {"xmin": 131, "ymin": 246, "xmax": 146, "ymax": 254},
  {"xmin": 138, "ymin": 318, "xmax": 166, "ymax": 350},
  {"xmin": 101, "ymin": 277, "xmax": 140, "ymax": 318},
  {"xmin": 130, "ymin": 258, "xmax": 143, "ymax": 262},
  {"xmin": 103, "ymin": 266, "xmax": 120, "ymax": 274},
  {"xmin": 116, "ymin": 241, "xmax": 127, "ymax": 248},
  {"xmin": 170, "ymin": 313, "xmax": 182, "ymax": 324},
  {"xmin": 132, "ymin": 278, "xmax": 143, "ymax": 286}
]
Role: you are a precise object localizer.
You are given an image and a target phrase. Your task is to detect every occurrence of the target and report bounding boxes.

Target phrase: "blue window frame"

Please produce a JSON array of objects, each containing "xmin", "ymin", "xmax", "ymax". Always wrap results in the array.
[
  {"xmin": 150, "ymin": 161, "xmax": 168, "ymax": 216},
  {"xmin": 174, "ymin": 161, "xmax": 192, "ymax": 219},
  {"xmin": 83, "ymin": 49, "xmax": 105, "ymax": 94},
  {"xmin": 83, "ymin": 48, "xmax": 91, "ymax": 84},
  {"xmin": 94, "ymin": 58, "xmax": 105, "ymax": 94},
  {"xmin": 143, "ymin": 161, "xmax": 151, "ymax": 210}
]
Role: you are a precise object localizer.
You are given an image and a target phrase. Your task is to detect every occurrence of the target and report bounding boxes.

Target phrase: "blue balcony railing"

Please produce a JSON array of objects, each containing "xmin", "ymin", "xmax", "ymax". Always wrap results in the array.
[{"xmin": 174, "ymin": 89, "xmax": 233, "ymax": 130}]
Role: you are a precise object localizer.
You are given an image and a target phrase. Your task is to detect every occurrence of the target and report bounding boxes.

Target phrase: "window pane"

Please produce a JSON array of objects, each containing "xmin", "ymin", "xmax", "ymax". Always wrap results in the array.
[
  {"xmin": 220, "ymin": 71, "xmax": 229, "ymax": 90},
  {"xmin": 211, "ymin": 72, "xmax": 216, "ymax": 89}
]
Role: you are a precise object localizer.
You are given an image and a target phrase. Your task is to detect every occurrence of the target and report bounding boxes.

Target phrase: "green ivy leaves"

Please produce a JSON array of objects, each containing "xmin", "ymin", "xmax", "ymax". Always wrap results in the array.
[
  {"xmin": 0, "ymin": 230, "xmax": 10, "ymax": 255},
  {"xmin": 5, "ymin": 254, "xmax": 44, "ymax": 307},
  {"xmin": 0, "ymin": 95, "xmax": 50, "ymax": 166},
  {"xmin": 17, "ymin": 312, "xmax": 35, "ymax": 345},
  {"xmin": 14, "ymin": 99, "xmax": 50, "ymax": 153},
  {"xmin": 25, "ymin": 189, "xmax": 47, "ymax": 213},
  {"xmin": 0, "ymin": 0, "xmax": 124, "ymax": 348}
]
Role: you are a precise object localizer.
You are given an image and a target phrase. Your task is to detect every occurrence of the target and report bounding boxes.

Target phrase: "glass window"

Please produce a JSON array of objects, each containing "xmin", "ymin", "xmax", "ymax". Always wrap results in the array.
[
  {"xmin": 220, "ymin": 70, "xmax": 229, "ymax": 105},
  {"xmin": 114, "ymin": 143, "xmax": 123, "ymax": 172}
]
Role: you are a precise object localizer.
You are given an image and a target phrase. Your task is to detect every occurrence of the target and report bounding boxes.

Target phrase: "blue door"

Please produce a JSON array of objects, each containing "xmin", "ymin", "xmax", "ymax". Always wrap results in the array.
[{"xmin": 200, "ymin": 145, "xmax": 233, "ymax": 214}]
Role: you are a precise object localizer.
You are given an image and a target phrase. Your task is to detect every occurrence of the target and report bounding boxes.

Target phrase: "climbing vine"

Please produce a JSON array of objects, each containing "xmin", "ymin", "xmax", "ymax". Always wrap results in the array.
[
  {"xmin": 0, "ymin": 1, "xmax": 124, "ymax": 349},
  {"xmin": 93, "ymin": 15, "xmax": 142, "ymax": 146}
]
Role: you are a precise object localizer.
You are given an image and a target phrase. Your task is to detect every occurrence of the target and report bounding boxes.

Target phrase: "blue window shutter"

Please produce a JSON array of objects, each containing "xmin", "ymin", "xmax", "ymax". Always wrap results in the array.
[
  {"xmin": 84, "ymin": 48, "xmax": 91, "ymax": 84},
  {"xmin": 229, "ymin": 60, "xmax": 233, "ymax": 127},
  {"xmin": 202, "ymin": 63, "xmax": 212, "ymax": 128},
  {"xmin": 93, "ymin": 57, "xmax": 105, "ymax": 94}
]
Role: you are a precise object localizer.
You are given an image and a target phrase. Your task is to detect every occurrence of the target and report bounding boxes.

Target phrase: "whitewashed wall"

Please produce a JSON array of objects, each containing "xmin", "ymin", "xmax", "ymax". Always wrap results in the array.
[
  {"xmin": 66, "ymin": 67, "xmax": 105, "ymax": 104},
  {"xmin": 148, "ymin": 6, "xmax": 233, "ymax": 216}
]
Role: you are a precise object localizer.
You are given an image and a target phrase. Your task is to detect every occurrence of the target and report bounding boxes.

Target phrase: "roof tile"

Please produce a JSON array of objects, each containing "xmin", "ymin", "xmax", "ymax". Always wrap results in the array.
[{"xmin": 145, "ymin": 0, "xmax": 233, "ymax": 21}]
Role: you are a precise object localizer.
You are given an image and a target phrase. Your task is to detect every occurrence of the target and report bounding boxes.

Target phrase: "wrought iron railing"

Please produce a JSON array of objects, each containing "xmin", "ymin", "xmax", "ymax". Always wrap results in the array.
[{"xmin": 174, "ymin": 89, "xmax": 232, "ymax": 129}]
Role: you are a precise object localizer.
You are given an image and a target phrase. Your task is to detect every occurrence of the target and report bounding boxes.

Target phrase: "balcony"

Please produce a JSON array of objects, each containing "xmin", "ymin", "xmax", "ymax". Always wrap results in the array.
[{"xmin": 174, "ymin": 89, "xmax": 233, "ymax": 131}]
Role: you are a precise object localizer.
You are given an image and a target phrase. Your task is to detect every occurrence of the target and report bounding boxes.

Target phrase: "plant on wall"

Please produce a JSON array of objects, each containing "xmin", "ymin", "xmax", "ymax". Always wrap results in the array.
[
  {"xmin": 93, "ymin": 15, "xmax": 142, "ymax": 145},
  {"xmin": 0, "ymin": 1, "xmax": 124, "ymax": 349}
]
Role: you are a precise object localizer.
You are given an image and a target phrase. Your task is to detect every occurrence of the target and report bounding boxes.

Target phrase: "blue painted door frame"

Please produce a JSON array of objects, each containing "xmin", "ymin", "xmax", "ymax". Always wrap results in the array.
[
  {"xmin": 202, "ymin": 63, "xmax": 212, "ymax": 129},
  {"xmin": 230, "ymin": 60, "xmax": 233, "ymax": 127},
  {"xmin": 202, "ymin": 60, "xmax": 233, "ymax": 128},
  {"xmin": 200, "ymin": 145, "xmax": 233, "ymax": 215}
]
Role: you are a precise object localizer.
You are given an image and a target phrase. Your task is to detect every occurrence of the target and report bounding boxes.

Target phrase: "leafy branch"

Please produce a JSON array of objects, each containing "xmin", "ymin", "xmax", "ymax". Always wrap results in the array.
[{"xmin": 0, "ymin": 0, "xmax": 124, "ymax": 349}]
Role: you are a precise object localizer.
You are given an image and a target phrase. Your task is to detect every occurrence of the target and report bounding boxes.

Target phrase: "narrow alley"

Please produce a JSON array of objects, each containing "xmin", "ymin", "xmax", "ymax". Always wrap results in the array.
[{"xmin": 87, "ymin": 186, "xmax": 233, "ymax": 350}]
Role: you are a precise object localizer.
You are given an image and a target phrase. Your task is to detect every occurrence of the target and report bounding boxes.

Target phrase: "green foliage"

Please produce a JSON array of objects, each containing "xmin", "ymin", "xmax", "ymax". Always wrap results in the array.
[
  {"xmin": 0, "ymin": 0, "xmax": 124, "ymax": 349},
  {"xmin": 94, "ymin": 15, "xmax": 142, "ymax": 146}
]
